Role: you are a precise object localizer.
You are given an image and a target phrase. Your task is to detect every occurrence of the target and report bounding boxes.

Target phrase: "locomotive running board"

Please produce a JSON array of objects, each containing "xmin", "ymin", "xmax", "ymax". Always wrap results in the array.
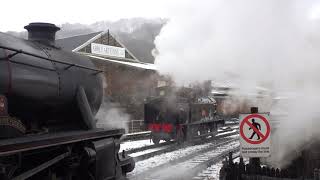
[{"xmin": 0, "ymin": 128, "xmax": 124, "ymax": 156}]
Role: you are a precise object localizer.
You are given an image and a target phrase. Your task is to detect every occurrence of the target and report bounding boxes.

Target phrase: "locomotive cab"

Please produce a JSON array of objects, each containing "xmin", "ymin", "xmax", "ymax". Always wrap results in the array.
[
  {"xmin": 187, "ymin": 101, "xmax": 224, "ymax": 136},
  {"xmin": 144, "ymin": 97, "xmax": 188, "ymax": 144}
]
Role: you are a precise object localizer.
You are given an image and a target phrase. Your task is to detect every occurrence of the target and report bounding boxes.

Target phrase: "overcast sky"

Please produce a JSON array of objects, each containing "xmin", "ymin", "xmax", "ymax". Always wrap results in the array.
[
  {"xmin": 0, "ymin": 0, "xmax": 171, "ymax": 32},
  {"xmin": 2, "ymin": 0, "xmax": 320, "ymax": 32}
]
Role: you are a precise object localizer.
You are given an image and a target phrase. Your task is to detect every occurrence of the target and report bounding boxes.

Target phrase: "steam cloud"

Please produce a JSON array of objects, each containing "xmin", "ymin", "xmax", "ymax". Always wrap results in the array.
[
  {"xmin": 95, "ymin": 77, "xmax": 130, "ymax": 133},
  {"xmin": 154, "ymin": 0, "xmax": 320, "ymax": 167},
  {"xmin": 96, "ymin": 101, "xmax": 130, "ymax": 133}
]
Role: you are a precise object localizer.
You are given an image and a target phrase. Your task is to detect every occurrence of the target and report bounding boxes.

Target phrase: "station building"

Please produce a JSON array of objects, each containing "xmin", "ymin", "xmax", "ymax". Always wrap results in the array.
[{"xmin": 56, "ymin": 31, "xmax": 158, "ymax": 132}]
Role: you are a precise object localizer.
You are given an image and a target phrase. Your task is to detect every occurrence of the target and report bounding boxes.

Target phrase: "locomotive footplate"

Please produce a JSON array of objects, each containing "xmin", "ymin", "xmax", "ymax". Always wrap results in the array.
[
  {"xmin": 0, "ymin": 128, "xmax": 135, "ymax": 179},
  {"xmin": 0, "ymin": 128, "xmax": 124, "ymax": 155}
]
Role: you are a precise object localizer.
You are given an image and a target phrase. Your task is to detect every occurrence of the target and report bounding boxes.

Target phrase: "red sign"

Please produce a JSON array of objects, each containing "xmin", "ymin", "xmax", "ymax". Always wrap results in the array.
[{"xmin": 240, "ymin": 114, "xmax": 270, "ymax": 144}]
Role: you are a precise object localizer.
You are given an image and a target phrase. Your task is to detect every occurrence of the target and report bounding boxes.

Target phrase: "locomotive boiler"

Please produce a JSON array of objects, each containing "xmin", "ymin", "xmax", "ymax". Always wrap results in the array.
[{"xmin": 0, "ymin": 23, "xmax": 134, "ymax": 180}]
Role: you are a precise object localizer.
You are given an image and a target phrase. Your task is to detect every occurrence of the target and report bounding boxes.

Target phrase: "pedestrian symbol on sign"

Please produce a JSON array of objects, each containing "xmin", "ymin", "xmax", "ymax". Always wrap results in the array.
[
  {"xmin": 240, "ymin": 113, "xmax": 271, "ymax": 157},
  {"xmin": 240, "ymin": 114, "xmax": 270, "ymax": 145},
  {"xmin": 248, "ymin": 119, "xmax": 261, "ymax": 140}
]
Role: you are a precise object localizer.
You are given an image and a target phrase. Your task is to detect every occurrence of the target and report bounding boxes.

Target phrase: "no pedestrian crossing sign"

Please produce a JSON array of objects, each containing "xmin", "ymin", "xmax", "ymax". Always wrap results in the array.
[{"xmin": 239, "ymin": 113, "xmax": 271, "ymax": 157}]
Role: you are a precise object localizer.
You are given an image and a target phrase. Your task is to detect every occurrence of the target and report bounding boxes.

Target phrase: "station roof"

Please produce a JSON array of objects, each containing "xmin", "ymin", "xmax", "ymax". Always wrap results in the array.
[
  {"xmin": 88, "ymin": 54, "xmax": 157, "ymax": 71},
  {"xmin": 56, "ymin": 32, "xmax": 102, "ymax": 51},
  {"xmin": 56, "ymin": 31, "xmax": 157, "ymax": 71}
]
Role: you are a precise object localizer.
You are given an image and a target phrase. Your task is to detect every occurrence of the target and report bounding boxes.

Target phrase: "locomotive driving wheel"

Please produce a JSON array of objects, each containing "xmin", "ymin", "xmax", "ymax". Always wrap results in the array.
[
  {"xmin": 0, "ymin": 116, "xmax": 26, "ymax": 179},
  {"xmin": 152, "ymin": 136, "xmax": 160, "ymax": 145}
]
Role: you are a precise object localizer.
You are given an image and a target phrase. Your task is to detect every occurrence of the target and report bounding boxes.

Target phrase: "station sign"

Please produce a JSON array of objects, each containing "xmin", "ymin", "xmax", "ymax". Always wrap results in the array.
[
  {"xmin": 91, "ymin": 43, "xmax": 126, "ymax": 58},
  {"xmin": 239, "ymin": 113, "xmax": 271, "ymax": 157}
]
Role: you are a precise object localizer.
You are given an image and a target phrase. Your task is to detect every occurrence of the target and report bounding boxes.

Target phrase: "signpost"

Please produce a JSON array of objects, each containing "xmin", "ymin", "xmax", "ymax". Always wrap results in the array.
[{"xmin": 239, "ymin": 111, "xmax": 271, "ymax": 158}]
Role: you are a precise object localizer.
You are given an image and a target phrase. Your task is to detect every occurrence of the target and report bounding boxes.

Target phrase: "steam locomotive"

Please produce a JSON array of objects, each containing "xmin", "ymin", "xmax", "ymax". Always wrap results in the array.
[
  {"xmin": 0, "ymin": 23, "xmax": 134, "ymax": 180},
  {"xmin": 144, "ymin": 95, "xmax": 225, "ymax": 144}
]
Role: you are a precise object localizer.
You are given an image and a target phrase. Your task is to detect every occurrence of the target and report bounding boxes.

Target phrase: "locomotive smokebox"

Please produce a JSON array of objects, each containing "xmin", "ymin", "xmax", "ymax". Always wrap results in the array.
[{"xmin": 24, "ymin": 22, "xmax": 60, "ymax": 46}]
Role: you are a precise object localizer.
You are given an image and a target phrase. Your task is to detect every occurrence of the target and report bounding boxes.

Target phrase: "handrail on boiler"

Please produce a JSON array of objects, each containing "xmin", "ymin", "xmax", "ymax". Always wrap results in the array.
[{"xmin": 0, "ymin": 45, "xmax": 103, "ymax": 75}]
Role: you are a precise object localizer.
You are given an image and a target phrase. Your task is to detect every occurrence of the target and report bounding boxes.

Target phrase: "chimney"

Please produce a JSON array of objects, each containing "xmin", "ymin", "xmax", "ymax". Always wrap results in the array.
[{"xmin": 24, "ymin": 22, "xmax": 60, "ymax": 46}]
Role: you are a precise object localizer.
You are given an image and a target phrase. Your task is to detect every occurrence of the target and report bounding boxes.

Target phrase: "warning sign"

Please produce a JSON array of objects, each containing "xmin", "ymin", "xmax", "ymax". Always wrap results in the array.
[{"xmin": 239, "ymin": 113, "xmax": 271, "ymax": 157}]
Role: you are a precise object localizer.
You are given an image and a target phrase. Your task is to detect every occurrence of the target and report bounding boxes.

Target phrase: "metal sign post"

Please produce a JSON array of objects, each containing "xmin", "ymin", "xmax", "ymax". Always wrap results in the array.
[
  {"xmin": 240, "ymin": 107, "xmax": 271, "ymax": 171},
  {"xmin": 240, "ymin": 107, "xmax": 271, "ymax": 157}
]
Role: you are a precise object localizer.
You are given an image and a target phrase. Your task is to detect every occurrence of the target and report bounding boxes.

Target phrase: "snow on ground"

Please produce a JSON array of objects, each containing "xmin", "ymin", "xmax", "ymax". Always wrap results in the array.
[
  {"xmin": 120, "ymin": 139, "xmax": 165, "ymax": 151},
  {"xmin": 125, "ymin": 131, "xmax": 151, "ymax": 136},
  {"xmin": 226, "ymin": 134, "xmax": 240, "ymax": 139},
  {"xmin": 230, "ymin": 125, "xmax": 239, "ymax": 129},
  {"xmin": 132, "ymin": 141, "xmax": 239, "ymax": 180},
  {"xmin": 216, "ymin": 129, "xmax": 237, "ymax": 136},
  {"xmin": 194, "ymin": 152, "xmax": 241, "ymax": 180},
  {"xmin": 149, "ymin": 142, "xmax": 239, "ymax": 179},
  {"xmin": 129, "ymin": 138, "xmax": 238, "ymax": 177},
  {"xmin": 193, "ymin": 161, "xmax": 223, "ymax": 180},
  {"xmin": 129, "ymin": 143, "xmax": 215, "ymax": 176},
  {"xmin": 218, "ymin": 125, "xmax": 238, "ymax": 131},
  {"xmin": 129, "ymin": 145, "xmax": 170, "ymax": 157}
]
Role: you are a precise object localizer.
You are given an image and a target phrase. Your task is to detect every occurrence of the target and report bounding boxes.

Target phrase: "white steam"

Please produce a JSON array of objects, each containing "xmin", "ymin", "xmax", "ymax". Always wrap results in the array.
[
  {"xmin": 154, "ymin": 0, "xmax": 320, "ymax": 167},
  {"xmin": 96, "ymin": 101, "xmax": 130, "ymax": 133},
  {"xmin": 95, "ymin": 77, "xmax": 130, "ymax": 133}
]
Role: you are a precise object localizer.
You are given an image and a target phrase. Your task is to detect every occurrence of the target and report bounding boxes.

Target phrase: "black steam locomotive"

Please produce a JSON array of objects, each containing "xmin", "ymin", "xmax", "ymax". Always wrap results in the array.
[
  {"xmin": 144, "ymin": 96, "xmax": 225, "ymax": 144},
  {"xmin": 0, "ymin": 23, "xmax": 134, "ymax": 180}
]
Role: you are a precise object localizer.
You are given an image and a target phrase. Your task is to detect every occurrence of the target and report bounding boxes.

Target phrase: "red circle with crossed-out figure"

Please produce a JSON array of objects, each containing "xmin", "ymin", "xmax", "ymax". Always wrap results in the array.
[{"xmin": 240, "ymin": 114, "xmax": 270, "ymax": 144}]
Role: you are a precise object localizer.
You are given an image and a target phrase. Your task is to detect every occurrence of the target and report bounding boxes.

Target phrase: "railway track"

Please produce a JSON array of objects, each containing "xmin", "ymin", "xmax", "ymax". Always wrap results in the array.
[
  {"xmin": 121, "ymin": 124, "xmax": 238, "ymax": 154},
  {"xmin": 128, "ymin": 135, "xmax": 240, "ymax": 180},
  {"xmin": 121, "ymin": 131, "xmax": 151, "ymax": 141},
  {"xmin": 193, "ymin": 152, "xmax": 240, "ymax": 180},
  {"xmin": 126, "ymin": 129, "xmax": 238, "ymax": 162},
  {"xmin": 124, "ymin": 141, "xmax": 174, "ymax": 155}
]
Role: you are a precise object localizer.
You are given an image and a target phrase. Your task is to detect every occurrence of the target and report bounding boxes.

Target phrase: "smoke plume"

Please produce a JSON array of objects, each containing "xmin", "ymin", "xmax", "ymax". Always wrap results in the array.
[{"xmin": 154, "ymin": 0, "xmax": 320, "ymax": 167}]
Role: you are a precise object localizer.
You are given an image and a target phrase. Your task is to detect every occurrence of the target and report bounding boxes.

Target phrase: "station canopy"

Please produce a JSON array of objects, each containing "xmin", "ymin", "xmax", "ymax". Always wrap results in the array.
[{"xmin": 56, "ymin": 31, "xmax": 156, "ymax": 71}]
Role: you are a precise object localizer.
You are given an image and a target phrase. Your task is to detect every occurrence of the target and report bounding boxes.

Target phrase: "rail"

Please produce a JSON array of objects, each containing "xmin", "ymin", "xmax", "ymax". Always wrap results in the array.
[{"xmin": 122, "ymin": 131, "xmax": 151, "ymax": 141}]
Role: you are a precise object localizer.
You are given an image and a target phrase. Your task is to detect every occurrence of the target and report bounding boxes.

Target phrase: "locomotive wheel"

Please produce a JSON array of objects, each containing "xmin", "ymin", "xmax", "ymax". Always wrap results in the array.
[
  {"xmin": 176, "ymin": 129, "xmax": 185, "ymax": 143},
  {"xmin": 152, "ymin": 136, "xmax": 160, "ymax": 145}
]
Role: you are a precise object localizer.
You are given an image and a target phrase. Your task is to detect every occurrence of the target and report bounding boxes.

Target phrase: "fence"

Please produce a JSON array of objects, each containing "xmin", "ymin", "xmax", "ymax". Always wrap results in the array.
[
  {"xmin": 220, "ymin": 152, "xmax": 316, "ymax": 180},
  {"xmin": 126, "ymin": 120, "xmax": 146, "ymax": 133}
]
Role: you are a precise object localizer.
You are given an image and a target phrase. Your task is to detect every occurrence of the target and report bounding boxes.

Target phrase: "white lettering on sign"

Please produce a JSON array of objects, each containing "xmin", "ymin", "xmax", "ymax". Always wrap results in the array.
[
  {"xmin": 239, "ymin": 113, "xmax": 271, "ymax": 157},
  {"xmin": 91, "ymin": 43, "xmax": 126, "ymax": 58}
]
